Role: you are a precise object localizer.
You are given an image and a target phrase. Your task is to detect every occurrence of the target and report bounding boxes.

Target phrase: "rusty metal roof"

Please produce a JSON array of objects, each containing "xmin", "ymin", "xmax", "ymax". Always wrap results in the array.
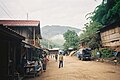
[
  {"xmin": 0, "ymin": 20, "xmax": 40, "ymax": 26},
  {"xmin": 0, "ymin": 20, "xmax": 42, "ymax": 39}
]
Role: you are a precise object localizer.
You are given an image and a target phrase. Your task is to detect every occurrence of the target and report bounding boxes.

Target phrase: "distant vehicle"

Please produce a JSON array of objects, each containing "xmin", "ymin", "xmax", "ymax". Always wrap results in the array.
[{"xmin": 77, "ymin": 48, "xmax": 91, "ymax": 61}]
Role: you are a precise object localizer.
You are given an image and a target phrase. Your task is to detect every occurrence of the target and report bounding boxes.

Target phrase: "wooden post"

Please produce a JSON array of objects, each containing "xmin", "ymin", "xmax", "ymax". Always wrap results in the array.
[{"xmin": 33, "ymin": 27, "xmax": 35, "ymax": 45}]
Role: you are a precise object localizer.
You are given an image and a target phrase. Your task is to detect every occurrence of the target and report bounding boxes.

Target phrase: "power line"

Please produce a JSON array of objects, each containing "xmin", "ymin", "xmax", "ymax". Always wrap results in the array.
[
  {"xmin": 0, "ymin": 1, "xmax": 14, "ymax": 19},
  {"xmin": 0, "ymin": 0, "xmax": 14, "ymax": 19},
  {"xmin": 0, "ymin": 4, "xmax": 13, "ymax": 18}
]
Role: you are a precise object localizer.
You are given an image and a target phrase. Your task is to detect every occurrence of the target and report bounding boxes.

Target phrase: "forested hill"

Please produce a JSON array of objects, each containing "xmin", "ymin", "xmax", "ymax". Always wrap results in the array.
[
  {"xmin": 41, "ymin": 25, "xmax": 81, "ymax": 39},
  {"xmin": 40, "ymin": 25, "xmax": 81, "ymax": 48}
]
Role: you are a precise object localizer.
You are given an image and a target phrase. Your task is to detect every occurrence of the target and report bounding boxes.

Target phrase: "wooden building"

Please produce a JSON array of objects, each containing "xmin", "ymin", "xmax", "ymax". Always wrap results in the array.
[
  {"xmin": 0, "ymin": 20, "xmax": 42, "ymax": 79},
  {"xmin": 100, "ymin": 24, "xmax": 120, "ymax": 52},
  {"xmin": 0, "ymin": 26, "xmax": 25, "ymax": 80},
  {"xmin": 49, "ymin": 48, "xmax": 59, "ymax": 54},
  {"xmin": 0, "ymin": 20, "xmax": 42, "ymax": 58},
  {"xmin": 0, "ymin": 20, "xmax": 42, "ymax": 47}
]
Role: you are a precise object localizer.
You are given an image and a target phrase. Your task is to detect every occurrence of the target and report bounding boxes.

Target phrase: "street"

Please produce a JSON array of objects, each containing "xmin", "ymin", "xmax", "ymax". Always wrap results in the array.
[{"xmin": 26, "ymin": 56, "xmax": 120, "ymax": 80}]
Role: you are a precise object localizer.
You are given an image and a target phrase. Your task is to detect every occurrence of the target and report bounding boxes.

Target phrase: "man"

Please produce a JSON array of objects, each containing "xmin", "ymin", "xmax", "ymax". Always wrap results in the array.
[{"xmin": 58, "ymin": 52, "xmax": 64, "ymax": 68}]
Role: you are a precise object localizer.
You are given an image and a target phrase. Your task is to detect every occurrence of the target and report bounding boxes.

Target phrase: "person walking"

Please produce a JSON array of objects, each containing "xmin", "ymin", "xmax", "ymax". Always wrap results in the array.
[
  {"xmin": 58, "ymin": 52, "xmax": 64, "ymax": 68},
  {"xmin": 55, "ymin": 53, "xmax": 58, "ymax": 62}
]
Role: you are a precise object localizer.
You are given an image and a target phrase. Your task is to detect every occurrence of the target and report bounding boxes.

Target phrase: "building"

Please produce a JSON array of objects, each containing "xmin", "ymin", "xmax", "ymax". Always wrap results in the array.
[
  {"xmin": 100, "ymin": 23, "xmax": 120, "ymax": 52},
  {"xmin": 49, "ymin": 48, "xmax": 59, "ymax": 54},
  {"xmin": 0, "ymin": 26, "xmax": 25, "ymax": 80},
  {"xmin": 0, "ymin": 20, "xmax": 42, "ymax": 47},
  {"xmin": 0, "ymin": 20, "xmax": 42, "ymax": 79}
]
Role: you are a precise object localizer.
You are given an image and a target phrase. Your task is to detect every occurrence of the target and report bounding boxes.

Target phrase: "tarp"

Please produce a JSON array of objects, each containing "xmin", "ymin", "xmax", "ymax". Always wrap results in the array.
[
  {"xmin": 59, "ymin": 50, "xmax": 64, "ymax": 54},
  {"xmin": 69, "ymin": 51, "xmax": 76, "ymax": 56}
]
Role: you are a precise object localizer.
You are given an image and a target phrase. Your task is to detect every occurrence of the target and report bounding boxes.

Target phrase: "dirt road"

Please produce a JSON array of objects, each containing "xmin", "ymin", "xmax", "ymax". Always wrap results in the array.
[{"xmin": 27, "ymin": 56, "xmax": 120, "ymax": 80}]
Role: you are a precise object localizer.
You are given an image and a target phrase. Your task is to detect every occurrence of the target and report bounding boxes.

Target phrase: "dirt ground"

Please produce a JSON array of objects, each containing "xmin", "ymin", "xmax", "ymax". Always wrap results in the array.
[{"xmin": 25, "ymin": 56, "xmax": 120, "ymax": 80}]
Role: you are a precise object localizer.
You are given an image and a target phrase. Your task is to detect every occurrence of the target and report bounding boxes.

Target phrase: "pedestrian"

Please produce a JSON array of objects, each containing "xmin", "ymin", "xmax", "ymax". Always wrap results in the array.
[
  {"xmin": 53, "ymin": 55, "xmax": 54, "ymax": 58},
  {"xmin": 58, "ymin": 52, "xmax": 64, "ymax": 68},
  {"xmin": 42, "ymin": 55, "xmax": 49, "ymax": 72},
  {"xmin": 55, "ymin": 53, "xmax": 58, "ymax": 62}
]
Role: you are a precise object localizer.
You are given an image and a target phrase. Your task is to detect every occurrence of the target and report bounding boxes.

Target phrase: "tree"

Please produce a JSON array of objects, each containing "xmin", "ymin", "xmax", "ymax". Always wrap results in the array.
[
  {"xmin": 79, "ymin": 0, "xmax": 120, "ymax": 49},
  {"xmin": 91, "ymin": 0, "xmax": 120, "ymax": 25},
  {"xmin": 79, "ymin": 21, "xmax": 102, "ymax": 49},
  {"xmin": 63, "ymin": 30, "xmax": 79, "ymax": 50}
]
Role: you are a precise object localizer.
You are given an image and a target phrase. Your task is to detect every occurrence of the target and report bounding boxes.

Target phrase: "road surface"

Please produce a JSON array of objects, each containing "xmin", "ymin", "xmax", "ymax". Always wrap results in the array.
[{"xmin": 26, "ymin": 56, "xmax": 120, "ymax": 80}]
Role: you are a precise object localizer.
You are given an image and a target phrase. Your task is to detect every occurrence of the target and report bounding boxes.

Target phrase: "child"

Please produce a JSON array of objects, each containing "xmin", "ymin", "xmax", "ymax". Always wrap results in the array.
[{"xmin": 55, "ymin": 54, "xmax": 58, "ymax": 62}]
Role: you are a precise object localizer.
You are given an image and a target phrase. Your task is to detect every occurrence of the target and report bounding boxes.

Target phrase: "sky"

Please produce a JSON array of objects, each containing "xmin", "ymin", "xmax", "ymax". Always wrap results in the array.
[{"xmin": 0, "ymin": 0, "xmax": 102, "ymax": 29}]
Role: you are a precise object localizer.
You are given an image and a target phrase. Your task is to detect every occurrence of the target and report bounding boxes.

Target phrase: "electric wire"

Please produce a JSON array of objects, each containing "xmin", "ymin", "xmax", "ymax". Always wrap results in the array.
[
  {"xmin": 0, "ymin": 0, "xmax": 14, "ymax": 19},
  {"xmin": 0, "ymin": 3, "xmax": 13, "ymax": 18}
]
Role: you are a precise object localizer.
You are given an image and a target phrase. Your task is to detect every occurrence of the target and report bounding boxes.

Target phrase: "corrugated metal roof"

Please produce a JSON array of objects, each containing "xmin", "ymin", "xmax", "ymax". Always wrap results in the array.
[{"xmin": 0, "ymin": 20, "xmax": 40, "ymax": 27}]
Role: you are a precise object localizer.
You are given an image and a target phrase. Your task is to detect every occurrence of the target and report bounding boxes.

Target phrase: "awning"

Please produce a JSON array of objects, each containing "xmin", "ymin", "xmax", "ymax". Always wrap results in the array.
[{"xmin": 22, "ymin": 41, "xmax": 41, "ymax": 49}]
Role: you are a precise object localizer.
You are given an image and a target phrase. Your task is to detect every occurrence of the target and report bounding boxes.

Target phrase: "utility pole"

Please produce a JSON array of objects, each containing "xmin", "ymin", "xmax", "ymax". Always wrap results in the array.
[{"xmin": 27, "ymin": 13, "xmax": 28, "ymax": 20}]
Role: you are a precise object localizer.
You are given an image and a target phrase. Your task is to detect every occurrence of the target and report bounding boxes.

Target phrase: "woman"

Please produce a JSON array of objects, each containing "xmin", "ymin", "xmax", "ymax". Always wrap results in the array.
[{"xmin": 42, "ymin": 56, "xmax": 49, "ymax": 72}]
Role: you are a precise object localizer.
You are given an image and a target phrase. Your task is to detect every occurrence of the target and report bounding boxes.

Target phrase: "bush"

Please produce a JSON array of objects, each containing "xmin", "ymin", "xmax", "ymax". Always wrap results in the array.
[{"xmin": 100, "ymin": 48, "xmax": 113, "ymax": 58}]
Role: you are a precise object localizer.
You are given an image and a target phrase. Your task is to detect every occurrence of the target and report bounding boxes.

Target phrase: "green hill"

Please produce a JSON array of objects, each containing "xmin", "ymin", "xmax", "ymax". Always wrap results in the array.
[{"xmin": 41, "ymin": 25, "xmax": 81, "ymax": 48}]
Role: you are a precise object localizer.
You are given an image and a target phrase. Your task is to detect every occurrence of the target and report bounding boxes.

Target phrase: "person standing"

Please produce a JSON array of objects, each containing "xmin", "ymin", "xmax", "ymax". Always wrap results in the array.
[
  {"xmin": 58, "ymin": 52, "xmax": 64, "ymax": 68},
  {"xmin": 42, "ymin": 56, "xmax": 49, "ymax": 72}
]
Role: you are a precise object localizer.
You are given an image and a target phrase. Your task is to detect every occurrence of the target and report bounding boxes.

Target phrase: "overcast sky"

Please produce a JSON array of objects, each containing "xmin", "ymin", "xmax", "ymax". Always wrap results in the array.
[{"xmin": 0, "ymin": 0, "xmax": 102, "ymax": 29}]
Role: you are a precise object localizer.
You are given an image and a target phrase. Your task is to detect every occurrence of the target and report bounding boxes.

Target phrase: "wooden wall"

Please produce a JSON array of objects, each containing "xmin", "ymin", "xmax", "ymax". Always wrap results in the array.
[
  {"xmin": 49, "ymin": 50, "xmax": 59, "ymax": 54},
  {"xmin": 0, "ymin": 27, "xmax": 24, "ymax": 80},
  {"xmin": 100, "ymin": 27, "xmax": 120, "ymax": 47},
  {"xmin": 0, "ymin": 39, "xmax": 8, "ymax": 80}
]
